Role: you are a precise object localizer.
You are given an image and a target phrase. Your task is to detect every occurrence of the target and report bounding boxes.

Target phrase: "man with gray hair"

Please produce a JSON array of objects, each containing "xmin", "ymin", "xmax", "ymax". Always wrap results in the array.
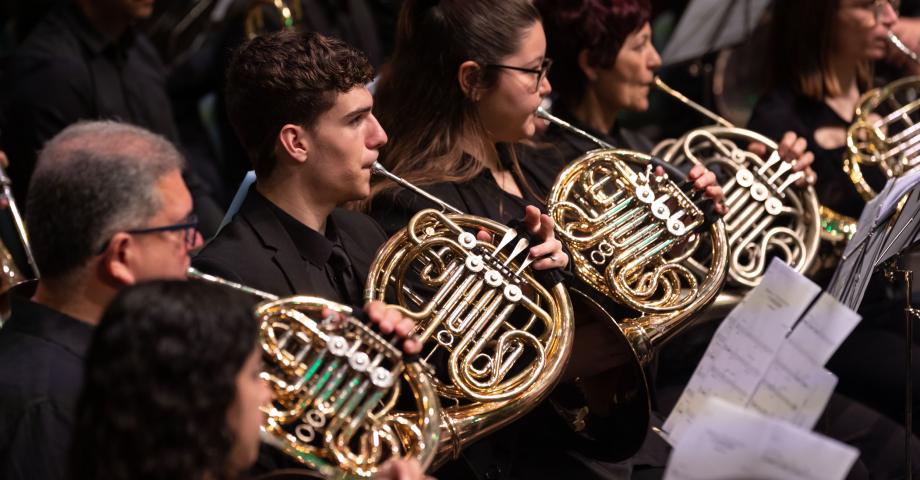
[{"xmin": 0, "ymin": 120, "xmax": 201, "ymax": 480}]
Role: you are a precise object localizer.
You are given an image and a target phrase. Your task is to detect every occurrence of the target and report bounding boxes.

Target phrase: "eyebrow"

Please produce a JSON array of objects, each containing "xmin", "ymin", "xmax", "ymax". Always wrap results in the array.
[{"xmin": 344, "ymin": 106, "xmax": 373, "ymax": 122}]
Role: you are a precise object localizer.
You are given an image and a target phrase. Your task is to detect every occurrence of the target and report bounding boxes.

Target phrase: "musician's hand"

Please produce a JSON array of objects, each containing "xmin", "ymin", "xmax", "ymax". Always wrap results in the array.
[
  {"xmin": 748, "ymin": 132, "xmax": 817, "ymax": 187},
  {"xmin": 363, "ymin": 301, "xmax": 422, "ymax": 355},
  {"xmin": 669, "ymin": 165, "xmax": 727, "ymax": 215},
  {"xmin": 475, "ymin": 206, "xmax": 568, "ymax": 270},
  {"xmin": 374, "ymin": 457, "xmax": 431, "ymax": 480},
  {"xmin": 0, "ymin": 150, "xmax": 8, "ymax": 168},
  {"xmin": 523, "ymin": 205, "xmax": 568, "ymax": 270}
]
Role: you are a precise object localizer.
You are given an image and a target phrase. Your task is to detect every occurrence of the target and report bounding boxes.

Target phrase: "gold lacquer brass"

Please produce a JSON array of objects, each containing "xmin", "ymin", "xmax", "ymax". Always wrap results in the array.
[
  {"xmin": 364, "ymin": 209, "xmax": 574, "ymax": 463},
  {"xmin": 653, "ymin": 127, "xmax": 821, "ymax": 287},
  {"xmin": 845, "ymin": 76, "xmax": 920, "ymax": 200},
  {"xmin": 244, "ymin": 0, "xmax": 303, "ymax": 40},
  {"xmin": 187, "ymin": 270, "xmax": 441, "ymax": 478}
]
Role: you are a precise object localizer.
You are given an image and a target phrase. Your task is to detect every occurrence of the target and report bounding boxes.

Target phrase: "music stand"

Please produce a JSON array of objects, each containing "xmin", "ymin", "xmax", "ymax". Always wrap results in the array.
[
  {"xmin": 828, "ymin": 171, "xmax": 920, "ymax": 480},
  {"xmin": 660, "ymin": 0, "xmax": 771, "ymax": 66}
]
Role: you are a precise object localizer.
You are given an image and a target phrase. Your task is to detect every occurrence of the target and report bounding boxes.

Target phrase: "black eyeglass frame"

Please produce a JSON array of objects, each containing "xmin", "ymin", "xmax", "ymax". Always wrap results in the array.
[
  {"xmin": 485, "ymin": 58, "xmax": 553, "ymax": 91},
  {"xmin": 97, "ymin": 214, "xmax": 200, "ymax": 254}
]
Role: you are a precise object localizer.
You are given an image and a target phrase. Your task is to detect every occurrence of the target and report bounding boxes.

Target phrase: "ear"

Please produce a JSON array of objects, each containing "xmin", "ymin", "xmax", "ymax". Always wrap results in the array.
[
  {"xmin": 577, "ymin": 49, "xmax": 598, "ymax": 82},
  {"xmin": 457, "ymin": 60, "xmax": 484, "ymax": 101},
  {"xmin": 277, "ymin": 124, "xmax": 311, "ymax": 164},
  {"xmin": 99, "ymin": 233, "xmax": 137, "ymax": 287}
]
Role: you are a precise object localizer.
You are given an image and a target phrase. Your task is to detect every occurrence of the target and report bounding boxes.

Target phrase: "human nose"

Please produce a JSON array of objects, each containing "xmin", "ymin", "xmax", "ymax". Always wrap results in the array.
[
  {"xmin": 366, "ymin": 113, "xmax": 388, "ymax": 149},
  {"xmin": 538, "ymin": 72, "xmax": 552, "ymax": 97},
  {"xmin": 648, "ymin": 45, "xmax": 662, "ymax": 71}
]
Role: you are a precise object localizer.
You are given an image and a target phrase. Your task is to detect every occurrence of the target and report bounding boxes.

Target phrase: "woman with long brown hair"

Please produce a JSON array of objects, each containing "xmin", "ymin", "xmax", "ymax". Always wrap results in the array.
[
  {"xmin": 366, "ymin": 1, "xmax": 727, "ymax": 478},
  {"xmin": 748, "ymin": 0, "xmax": 898, "ymax": 219}
]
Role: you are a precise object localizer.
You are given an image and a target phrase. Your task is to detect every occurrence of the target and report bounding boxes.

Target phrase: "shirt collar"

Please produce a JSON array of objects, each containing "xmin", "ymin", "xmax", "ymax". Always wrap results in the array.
[
  {"xmin": 5, "ymin": 293, "xmax": 94, "ymax": 360},
  {"xmin": 256, "ymin": 191, "xmax": 340, "ymax": 267}
]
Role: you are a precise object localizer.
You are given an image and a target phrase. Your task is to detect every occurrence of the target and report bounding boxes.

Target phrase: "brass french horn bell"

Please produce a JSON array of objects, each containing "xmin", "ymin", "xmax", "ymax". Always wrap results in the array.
[{"xmin": 187, "ymin": 268, "xmax": 442, "ymax": 478}]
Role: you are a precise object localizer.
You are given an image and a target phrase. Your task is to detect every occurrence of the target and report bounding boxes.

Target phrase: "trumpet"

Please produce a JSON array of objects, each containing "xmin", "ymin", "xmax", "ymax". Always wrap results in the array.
[
  {"xmin": 365, "ymin": 162, "xmax": 577, "ymax": 464},
  {"xmin": 187, "ymin": 268, "xmax": 441, "ymax": 478}
]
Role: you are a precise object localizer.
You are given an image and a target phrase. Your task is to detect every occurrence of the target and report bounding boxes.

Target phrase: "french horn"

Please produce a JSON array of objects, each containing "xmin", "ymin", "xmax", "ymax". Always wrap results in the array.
[
  {"xmin": 244, "ymin": 0, "xmax": 303, "ymax": 40},
  {"xmin": 187, "ymin": 268, "xmax": 441, "ymax": 479},
  {"xmin": 365, "ymin": 163, "xmax": 576, "ymax": 463},
  {"xmin": 0, "ymin": 163, "xmax": 38, "ymax": 295},
  {"xmin": 652, "ymin": 77, "xmax": 822, "ymax": 286},
  {"xmin": 845, "ymin": 75, "xmax": 920, "ymax": 200},
  {"xmin": 536, "ymin": 107, "xmax": 728, "ymax": 458}
]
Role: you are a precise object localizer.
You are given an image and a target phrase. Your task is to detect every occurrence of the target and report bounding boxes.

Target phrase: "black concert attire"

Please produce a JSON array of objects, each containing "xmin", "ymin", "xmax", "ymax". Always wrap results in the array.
[
  {"xmin": 749, "ymin": 87, "xmax": 920, "ymax": 436},
  {"xmin": 0, "ymin": 3, "xmax": 223, "ymax": 237},
  {"xmin": 748, "ymin": 87, "xmax": 886, "ymax": 220},
  {"xmin": 0, "ymin": 294, "xmax": 93, "ymax": 480},
  {"xmin": 536, "ymin": 107, "xmax": 920, "ymax": 479},
  {"xmin": 368, "ymin": 144, "xmax": 659, "ymax": 480},
  {"xmin": 192, "ymin": 187, "xmax": 388, "ymax": 473},
  {"xmin": 192, "ymin": 187, "xmax": 386, "ymax": 304}
]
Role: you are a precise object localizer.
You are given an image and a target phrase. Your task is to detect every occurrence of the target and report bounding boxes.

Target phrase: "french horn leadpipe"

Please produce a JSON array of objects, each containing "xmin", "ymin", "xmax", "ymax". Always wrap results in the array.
[
  {"xmin": 0, "ymin": 164, "xmax": 39, "ymax": 296},
  {"xmin": 888, "ymin": 31, "xmax": 920, "ymax": 67},
  {"xmin": 186, "ymin": 267, "xmax": 441, "ymax": 478},
  {"xmin": 366, "ymin": 162, "xmax": 576, "ymax": 464}
]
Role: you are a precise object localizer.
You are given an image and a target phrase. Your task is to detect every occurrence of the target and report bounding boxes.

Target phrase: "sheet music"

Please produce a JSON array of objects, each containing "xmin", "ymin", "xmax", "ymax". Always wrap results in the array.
[
  {"xmin": 786, "ymin": 293, "xmax": 861, "ymax": 366},
  {"xmin": 662, "ymin": 259, "xmax": 821, "ymax": 443},
  {"xmin": 660, "ymin": 0, "xmax": 771, "ymax": 65},
  {"xmin": 748, "ymin": 342, "xmax": 837, "ymax": 429},
  {"xmin": 664, "ymin": 398, "xmax": 859, "ymax": 480}
]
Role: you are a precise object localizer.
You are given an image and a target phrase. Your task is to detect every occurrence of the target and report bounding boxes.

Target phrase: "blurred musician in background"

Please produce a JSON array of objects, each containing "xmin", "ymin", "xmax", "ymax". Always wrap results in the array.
[
  {"xmin": 748, "ymin": 0, "xmax": 898, "ymax": 220},
  {"xmin": 749, "ymin": 0, "xmax": 920, "ymax": 438},
  {"xmin": 534, "ymin": 0, "xmax": 815, "ymax": 193},
  {"xmin": 0, "ymin": 0, "xmax": 224, "ymax": 237},
  {"xmin": 0, "ymin": 121, "xmax": 200, "ymax": 480}
]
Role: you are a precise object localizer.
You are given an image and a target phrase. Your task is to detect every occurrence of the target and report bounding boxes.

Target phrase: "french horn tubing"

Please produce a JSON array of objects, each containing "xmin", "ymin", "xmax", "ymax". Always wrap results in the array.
[
  {"xmin": 536, "ymin": 106, "xmax": 728, "ymax": 458},
  {"xmin": 845, "ymin": 75, "xmax": 920, "ymax": 200},
  {"xmin": 0, "ymin": 163, "xmax": 38, "ymax": 296},
  {"xmin": 187, "ymin": 268, "xmax": 441, "ymax": 478},
  {"xmin": 365, "ymin": 163, "xmax": 576, "ymax": 464},
  {"xmin": 651, "ymin": 77, "xmax": 823, "ymax": 285}
]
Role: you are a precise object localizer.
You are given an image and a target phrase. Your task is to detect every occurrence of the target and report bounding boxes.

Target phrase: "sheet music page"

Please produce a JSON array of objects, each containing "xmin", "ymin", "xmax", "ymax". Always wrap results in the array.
[
  {"xmin": 662, "ymin": 259, "xmax": 821, "ymax": 443},
  {"xmin": 664, "ymin": 398, "xmax": 859, "ymax": 480},
  {"xmin": 748, "ymin": 342, "xmax": 838, "ymax": 429},
  {"xmin": 786, "ymin": 293, "xmax": 862, "ymax": 366}
]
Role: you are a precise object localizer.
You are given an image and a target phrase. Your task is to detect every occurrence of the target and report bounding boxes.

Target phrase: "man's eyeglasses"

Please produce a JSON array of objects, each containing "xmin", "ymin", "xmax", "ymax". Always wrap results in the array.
[
  {"xmin": 485, "ymin": 58, "xmax": 553, "ymax": 92},
  {"xmin": 97, "ymin": 214, "xmax": 199, "ymax": 254}
]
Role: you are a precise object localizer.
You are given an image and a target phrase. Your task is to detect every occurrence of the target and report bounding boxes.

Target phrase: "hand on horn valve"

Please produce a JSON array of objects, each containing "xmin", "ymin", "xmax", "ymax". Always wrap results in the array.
[
  {"xmin": 477, "ymin": 205, "xmax": 569, "ymax": 271},
  {"xmin": 332, "ymin": 301, "xmax": 422, "ymax": 355},
  {"xmin": 748, "ymin": 131, "xmax": 817, "ymax": 187},
  {"xmin": 658, "ymin": 165, "xmax": 728, "ymax": 216}
]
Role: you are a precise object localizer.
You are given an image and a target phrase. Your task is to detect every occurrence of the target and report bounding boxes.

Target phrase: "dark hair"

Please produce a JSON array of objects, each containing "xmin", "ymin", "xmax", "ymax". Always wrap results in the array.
[
  {"xmin": 225, "ymin": 30, "xmax": 375, "ymax": 178},
  {"xmin": 769, "ymin": 0, "xmax": 872, "ymax": 99},
  {"xmin": 70, "ymin": 280, "xmax": 260, "ymax": 480},
  {"xmin": 26, "ymin": 121, "xmax": 184, "ymax": 281},
  {"xmin": 369, "ymin": 0, "xmax": 541, "ymax": 198},
  {"xmin": 536, "ymin": 0, "xmax": 651, "ymax": 111}
]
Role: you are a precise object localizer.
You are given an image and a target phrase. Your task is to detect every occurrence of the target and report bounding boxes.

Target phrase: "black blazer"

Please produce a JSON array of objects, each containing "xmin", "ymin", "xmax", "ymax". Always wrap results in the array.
[{"xmin": 192, "ymin": 190, "xmax": 388, "ymax": 300}]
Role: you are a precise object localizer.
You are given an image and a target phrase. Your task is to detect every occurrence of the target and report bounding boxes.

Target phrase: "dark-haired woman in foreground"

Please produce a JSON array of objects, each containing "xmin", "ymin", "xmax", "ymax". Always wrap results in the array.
[
  {"xmin": 69, "ymin": 280, "xmax": 429, "ymax": 480},
  {"xmin": 366, "ymin": 1, "xmax": 729, "ymax": 478}
]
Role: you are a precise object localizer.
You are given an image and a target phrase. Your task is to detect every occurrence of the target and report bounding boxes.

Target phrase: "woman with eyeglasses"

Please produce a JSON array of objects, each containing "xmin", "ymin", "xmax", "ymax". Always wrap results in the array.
[
  {"xmin": 748, "ymin": 0, "xmax": 920, "ymax": 430},
  {"xmin": 365, "ymin": 1, "xmax": 728, "ymax": 479}
]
